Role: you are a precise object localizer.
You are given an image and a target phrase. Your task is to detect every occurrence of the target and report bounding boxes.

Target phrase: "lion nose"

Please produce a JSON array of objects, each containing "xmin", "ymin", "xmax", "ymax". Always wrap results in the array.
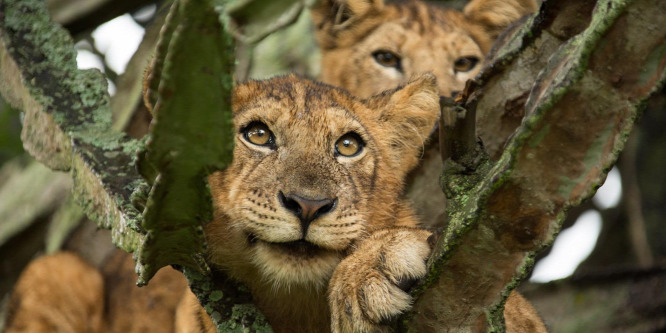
[{"xmin": 279, "ymin": 192, "xmax": 337, "ymax": 233}]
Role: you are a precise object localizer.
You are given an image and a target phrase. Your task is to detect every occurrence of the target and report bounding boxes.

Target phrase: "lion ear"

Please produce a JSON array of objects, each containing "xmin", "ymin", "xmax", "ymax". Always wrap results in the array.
[
  {"xmin": 369, "ymin": 73, "xmax": 440, "ymax": 173},
  {"xmin": 231, "ymin": 81, "xmax": 260, "ymax": 115},
  {"xmin": 463, "ymin": 0, "xmax": 537, "ymax": 49},
  {"xmin": 310, "ymin": 0, "xmax": 385, "ymax": 49}
]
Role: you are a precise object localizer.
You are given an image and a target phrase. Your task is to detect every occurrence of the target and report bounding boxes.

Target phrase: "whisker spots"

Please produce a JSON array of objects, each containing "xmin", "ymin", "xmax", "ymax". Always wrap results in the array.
[
  {"xmin": 336, "ymin": 212, "xmax": 359, "ymax": 220},
  {"xmin": 329, "ymin": 229, "xmax": 363, "ymax": 236},
  {"xmin": 244, "ymin": 206, "xmax": 287, "ymax": 222},
  {"xmin": 318, "ymin": 222, "xmax": 358, "ymax": 228},
  {"xmin": 248, "ymin": 195, "xmax": 279, "ymax": 213},
  {"xmin": 247, "ymin": 219, "xmax": 281, "ymax": 229},
  {"xmin": 339, "ymin": 205, "xmax": 354, "ymax": 213}
]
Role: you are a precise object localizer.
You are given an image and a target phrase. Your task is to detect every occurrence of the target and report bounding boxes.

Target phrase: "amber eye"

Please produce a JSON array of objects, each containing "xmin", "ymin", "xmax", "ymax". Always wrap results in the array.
[
  {"xmin": 242, "ymin": 122, "xmax": 274, "ymax": 147},
  {"xmin": 454, "ymin": 56, "xmax": 479, "ymax": 73},
  {"xmin": 335, "ymin": 133, "xmax": 364, "ymax": 157},
  {"xmin": 372, "ymin": 50, "xmax": 402, "ymax": 70}
]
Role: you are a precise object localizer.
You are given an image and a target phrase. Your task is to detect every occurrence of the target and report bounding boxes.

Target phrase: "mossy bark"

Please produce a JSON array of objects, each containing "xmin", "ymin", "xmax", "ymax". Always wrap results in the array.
[
  {"xmin": 401, "ymin": 0, "xmax": 666, "ymax": 331},
  {"xmin": 0, "ymin": 0, "xmax": 265, "ymax": 330},
  {"xmin": 0, "ymin": 0, "xmax": 145, "ymax": 253}
]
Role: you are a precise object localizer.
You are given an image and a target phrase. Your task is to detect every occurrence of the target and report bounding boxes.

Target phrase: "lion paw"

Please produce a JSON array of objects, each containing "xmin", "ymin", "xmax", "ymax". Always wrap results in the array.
[{"xmin": 328, "ymin": 228, "xmax": 432, "ymax": 333}]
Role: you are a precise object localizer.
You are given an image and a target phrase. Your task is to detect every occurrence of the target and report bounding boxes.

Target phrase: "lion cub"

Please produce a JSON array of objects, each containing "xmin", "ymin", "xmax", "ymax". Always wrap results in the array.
[
  {"xmin": 197, "ymin": 74, "xmax": 440, "ymax": 332},
  {"xmin": 5, "ymin": 74, "xmax": 439, "ymax": 333},
  {"xmin": 312, "ymin": 0, "xmax": 537, "ymax": 99}
]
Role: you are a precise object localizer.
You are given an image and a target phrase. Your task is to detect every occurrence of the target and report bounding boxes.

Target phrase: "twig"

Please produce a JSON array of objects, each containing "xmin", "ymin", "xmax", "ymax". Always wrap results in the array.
[
  {"xmin": 439, "ymin": 79, "xmax": 482, "ymax": 170},
  {"xmin": 621, "ymin": 132, "xmax": 654, "ymax": 267}
]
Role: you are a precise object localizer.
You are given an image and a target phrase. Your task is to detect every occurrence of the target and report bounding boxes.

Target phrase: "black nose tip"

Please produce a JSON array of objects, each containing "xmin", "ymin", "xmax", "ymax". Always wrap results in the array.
[{"xmin": 279, "ymin": 192, "xmax": 337, "ymax": 233}]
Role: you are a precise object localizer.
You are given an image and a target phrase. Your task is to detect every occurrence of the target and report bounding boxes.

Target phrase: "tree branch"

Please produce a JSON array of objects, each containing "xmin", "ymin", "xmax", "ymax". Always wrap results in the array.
[
  {"xmin": 0, "ymin": 0, "xmax": 264, "ymax": 330},
  {"xmin": 46, "ymin": 0, "xmax": 160, "ymax": 36},
  {"xmin": 476, "ymin": 0, "xmax": 598, "ymax": 159},
  {"xmin": 524, "ymin": 266, "xmax": 666, "ymax": 332},
  {"xmin": 438, "ymin": 80, "xmax": 480, "ymax": 168},
  {"xmin": 620, "ymin": 133, "xmax": 654, "ymax": 267},
  {"xmin": 0, "ymin": 0, "xmax": 145, "ymax": 251},
  {"xmin": 224, "ymin": 0, "xmax": 305, "ymax": 44},
  {"xmin": 402, "ymin": 0, "xmax": 666, "ymax": 331}
]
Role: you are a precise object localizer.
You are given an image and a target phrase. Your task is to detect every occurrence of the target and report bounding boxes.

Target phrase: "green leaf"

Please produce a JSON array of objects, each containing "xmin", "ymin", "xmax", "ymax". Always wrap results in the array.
[{"xmin": 136, "ymin": 0, "xmax": 235, "ymax": 284}]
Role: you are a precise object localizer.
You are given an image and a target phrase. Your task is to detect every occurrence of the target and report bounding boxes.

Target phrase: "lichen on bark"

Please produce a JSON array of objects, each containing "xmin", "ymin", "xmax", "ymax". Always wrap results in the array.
[
  {"xmin": 401, "ymin": 0, "xmax": 666, "ymax": 331},
  {"xmin": 0, "ymin": 0, "xmax": 145, "ymax": 252}
]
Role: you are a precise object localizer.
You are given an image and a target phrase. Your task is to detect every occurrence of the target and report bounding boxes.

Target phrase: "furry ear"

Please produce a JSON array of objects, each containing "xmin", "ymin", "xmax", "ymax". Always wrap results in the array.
[
  {"xmin": 231, "ymin": 80, "xmax": 261, "ymax": 115},
  {"xmin": 310, "ymin": 0, "xmax": 385, "ymax": 49},
  {"xmin": 464, "ymin": 0, "xmax": 537, "ymax": 42},
  {"xmin": 368, "ymin": 73, "xmax": 440, "ymax": 174}
]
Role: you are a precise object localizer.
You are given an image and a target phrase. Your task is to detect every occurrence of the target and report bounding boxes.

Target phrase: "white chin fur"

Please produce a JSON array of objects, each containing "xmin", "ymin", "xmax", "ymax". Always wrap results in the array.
[{"xmin": 251, "ymin": 242, "xmax": 341, "ymax": 289}]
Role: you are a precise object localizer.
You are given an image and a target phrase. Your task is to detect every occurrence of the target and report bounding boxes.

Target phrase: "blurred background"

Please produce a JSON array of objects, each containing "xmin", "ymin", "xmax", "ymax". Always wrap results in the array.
[{"xmin": 0, "ymin": 1, "xmax": 664, "ymax": 331}]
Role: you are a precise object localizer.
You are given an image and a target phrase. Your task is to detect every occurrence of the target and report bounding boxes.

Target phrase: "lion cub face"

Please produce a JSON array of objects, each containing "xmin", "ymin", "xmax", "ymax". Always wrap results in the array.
[
  {"xmin": 206, "ymin": 74, "xmax": 439, "ymax": 288},
  {"xmin": 312, "ymin": 0, "xmax": 537, "ymax": 98}
]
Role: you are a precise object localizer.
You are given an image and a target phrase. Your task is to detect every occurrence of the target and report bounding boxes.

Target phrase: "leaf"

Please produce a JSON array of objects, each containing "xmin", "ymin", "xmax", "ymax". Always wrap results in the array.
[{"xmin": 136, "ymin": 0, "xmax": 236, "ymax": 283}]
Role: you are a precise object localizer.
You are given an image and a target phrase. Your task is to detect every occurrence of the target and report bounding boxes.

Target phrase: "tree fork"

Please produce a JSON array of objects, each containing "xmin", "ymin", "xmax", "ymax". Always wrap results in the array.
[{"xmin": 401, "ymin": 0, "xmax": 666, "ymax": 331}]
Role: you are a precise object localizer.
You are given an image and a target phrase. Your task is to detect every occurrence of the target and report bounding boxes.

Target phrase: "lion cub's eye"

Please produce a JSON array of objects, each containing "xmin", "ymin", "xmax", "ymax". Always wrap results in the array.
[
  {"xmin": 453, "ymin": 56, "xmax": 479, "ymax": 73},
  {"xmin": 335, "ymin": 133, "xmax": 364, "ymax": 157},
  {"xmin": 372, "ymin": 50, "xmax": 402, "ymax": 71},
  {"xmin": 242, "ymin": 122, "xmax": 274, "ymax": 147}
]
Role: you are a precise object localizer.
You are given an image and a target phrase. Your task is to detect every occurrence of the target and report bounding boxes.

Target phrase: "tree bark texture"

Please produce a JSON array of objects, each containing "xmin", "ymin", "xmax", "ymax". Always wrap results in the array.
[
  {"xmin": 523, "ymin": 267, "xmax": 666, "ymax": 332},
  {"xmin": 401, "ymin": 0, "xmax": 666, "ymax": 331},
  {"xmin": 0, "ymin": 0, "xmax": 146, "ymax": 251}
]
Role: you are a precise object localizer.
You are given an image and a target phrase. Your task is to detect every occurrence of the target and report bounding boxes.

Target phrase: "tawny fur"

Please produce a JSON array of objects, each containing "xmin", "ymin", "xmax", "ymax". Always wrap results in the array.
[
  {"xmin": 311, "ymin": 0, "xmax": 546, "ymax": 331},
  {"xmin": 328, "ymin": 228, "xmax": 433, "ymax": 332},
  {"xmin": 200, "ymin": 74, "xmax": 440, "ymax": 332},
  {"xmin": 7, "ymin": 0, "xmax": 547, "ymax": 331},
  {"xmin": 4, "ymin": 250, "xmax": 189, "ymax": 333},
  {"xmin": 311, "ymin": 0, "xmax": 537, "ymax": 98},
  {"xmin": 4, "ymin": 253, "xmax": 105, "ymax": 333},
  {"xmin": 311, "ymin": 0, "xmax": 539, "ymax": 228},
  {"xmin": 6, "ymin": 74, "xmax": 441, "ymax": 332}
]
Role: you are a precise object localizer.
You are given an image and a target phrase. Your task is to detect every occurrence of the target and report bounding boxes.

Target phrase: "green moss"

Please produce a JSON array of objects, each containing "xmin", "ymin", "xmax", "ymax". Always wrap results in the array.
[
  {"xmin": 0, "ymin": 0, "xmax": 149, "ymax": 256},
  {"xmin": 403, "ymin": 1, "xmax": 649, "ymax": 331},
  {"xmin": 210, "ymin": 290, "xmax": 224, "ymax": 302},
  {"xmin": 486, "ymin": 253, "xmax": 537, "ymax": 332},
  {"xmin": 138, "ymin": 0, "xmax": 236, "ymax": 283},
  {"xmin": 527, "ymin": 124, "xmax": 550, "ymax": 148},
  {"xmin": 212, "ymin": 304, "xmax": 273, "ymax": 333},
  {"xmin": 181, "ymin": 267, "xmax": 266, "ymax": 332},
  {"xmin": 408, "ymin": 154, "xmax": 493, "ymax": 303},
  {"xmin": 2, "ymin": 0, "xmax": 111, "ymax": 134}
]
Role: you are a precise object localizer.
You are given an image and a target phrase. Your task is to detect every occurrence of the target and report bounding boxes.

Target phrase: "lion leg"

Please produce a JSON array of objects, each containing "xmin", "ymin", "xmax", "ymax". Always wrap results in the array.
[
  {"xmin": 327, "ymin": 228, "xmax": 547, "ymax": 333},
  {"xmin": 4, "ymin": 252, "xmax": 106, "ymax": 333},
  {"xmin": 328, "ymin": 227, "xmax": 432, "ymax": 333}
]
